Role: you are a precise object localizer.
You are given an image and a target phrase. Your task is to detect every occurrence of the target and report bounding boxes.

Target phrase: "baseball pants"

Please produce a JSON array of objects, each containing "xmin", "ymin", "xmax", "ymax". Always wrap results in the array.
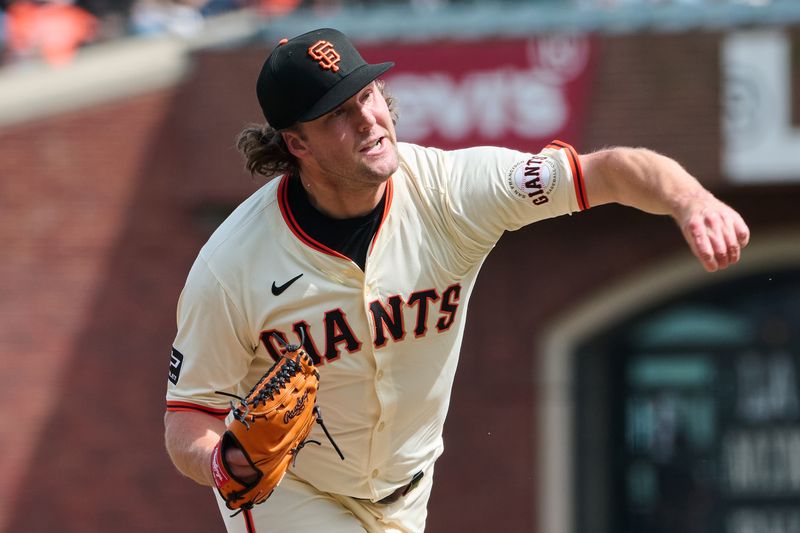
[{"xmin": 213, "ymin": 467, "xmax": 434, "ymax": 533}]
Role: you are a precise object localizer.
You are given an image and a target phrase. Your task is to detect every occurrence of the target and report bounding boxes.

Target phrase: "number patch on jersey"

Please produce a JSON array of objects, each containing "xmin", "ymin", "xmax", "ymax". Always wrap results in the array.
[
  {"xmin": 507, "ymin": 155, "xmax": 559, "ymax": 206},
  {"xmin": 168, "ymin": 347, "xmax": 184, "ymax": 385}
]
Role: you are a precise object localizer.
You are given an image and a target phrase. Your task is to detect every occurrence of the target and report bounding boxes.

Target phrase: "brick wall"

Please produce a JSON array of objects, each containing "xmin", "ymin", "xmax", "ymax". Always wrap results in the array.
[
  {"xmin": 0, "ymin": 32, "xmax": 797, "ymax": 533},
  {"xmin": 581, "ymin": 32, "xmax": 722, "ymax": 185},
  {"xmin": 0, "ymin": 90, "xmax": 183, "ymax": 531}
]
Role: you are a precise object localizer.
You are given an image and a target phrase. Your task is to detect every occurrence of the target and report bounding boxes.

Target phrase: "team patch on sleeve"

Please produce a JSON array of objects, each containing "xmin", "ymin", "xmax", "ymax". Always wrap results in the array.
[
  {"xmin": 168, "ymin": 347, "xmax": 184, "ymax": 385},
  {"xmin": 506, "ymin": 155, "xmax": 560, "ymax": 206}
]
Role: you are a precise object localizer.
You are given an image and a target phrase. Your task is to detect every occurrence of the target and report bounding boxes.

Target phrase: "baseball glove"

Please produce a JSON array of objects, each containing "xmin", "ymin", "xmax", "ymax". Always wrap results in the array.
[{"xmin": 210, "ymin": 339, "xmax": 344, "ymax": 513}]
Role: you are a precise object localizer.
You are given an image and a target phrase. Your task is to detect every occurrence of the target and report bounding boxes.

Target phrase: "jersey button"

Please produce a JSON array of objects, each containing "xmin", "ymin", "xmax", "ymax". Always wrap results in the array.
[
  {"xmin": 372, "ymin": 469, "xmax": 380, "ymax": 478},
  {"xmin": 378, "ymin": 422, "xmax": 385, "ymax": 432},
  {"xmin": 376, "ymin": 370, "xmax": 384, "ymax": 380}
]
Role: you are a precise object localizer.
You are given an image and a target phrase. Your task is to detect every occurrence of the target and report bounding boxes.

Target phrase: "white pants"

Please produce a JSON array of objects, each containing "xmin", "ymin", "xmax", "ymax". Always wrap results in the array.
[{"xmin": 213, "ymin": 468, "xmax": 434, "ymax": 533}]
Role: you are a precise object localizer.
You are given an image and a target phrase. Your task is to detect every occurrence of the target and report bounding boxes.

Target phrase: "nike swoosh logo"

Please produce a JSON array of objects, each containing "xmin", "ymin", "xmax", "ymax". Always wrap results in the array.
[{"xmin": 271, "ymin": 273, "xmax": 303, "ymax": 296}]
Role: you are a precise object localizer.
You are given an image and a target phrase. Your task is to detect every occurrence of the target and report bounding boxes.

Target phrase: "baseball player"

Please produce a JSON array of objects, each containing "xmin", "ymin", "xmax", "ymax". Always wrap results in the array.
[{"xmin": 164, "ymin": 28, "xmax": 750, "ymax": 533}]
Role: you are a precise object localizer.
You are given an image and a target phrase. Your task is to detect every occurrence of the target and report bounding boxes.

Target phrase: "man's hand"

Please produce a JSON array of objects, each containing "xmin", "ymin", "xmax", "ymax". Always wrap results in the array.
[
  {"xmin": 675, "ymin": 191, "xmax": 750, "ymax": 272},
  {"xmin": 224, "ymin": 445, "xmax": 259, "ymax": 484},
  {"xmin": 581, "ymin": 147, "xmax": 751, "ymax": 271}
]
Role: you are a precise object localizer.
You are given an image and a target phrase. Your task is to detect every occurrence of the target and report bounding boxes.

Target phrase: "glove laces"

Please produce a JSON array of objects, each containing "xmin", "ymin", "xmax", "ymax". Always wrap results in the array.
[{"xmin": 215, "ymin": 332, "xmax": 346, "ymax": 459}]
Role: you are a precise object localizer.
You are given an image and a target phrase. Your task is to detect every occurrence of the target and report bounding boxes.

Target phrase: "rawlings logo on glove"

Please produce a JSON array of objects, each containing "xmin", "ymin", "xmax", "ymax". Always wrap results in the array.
[{"xmin": 211, "ymin": 338, "xmax": 344, "ymax": 513}]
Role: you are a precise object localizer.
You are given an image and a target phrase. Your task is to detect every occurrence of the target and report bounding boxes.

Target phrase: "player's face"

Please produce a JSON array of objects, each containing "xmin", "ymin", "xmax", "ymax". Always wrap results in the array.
[{"xmin": 294, "ymin": 82, "xmax": 399, "ymax": 189}]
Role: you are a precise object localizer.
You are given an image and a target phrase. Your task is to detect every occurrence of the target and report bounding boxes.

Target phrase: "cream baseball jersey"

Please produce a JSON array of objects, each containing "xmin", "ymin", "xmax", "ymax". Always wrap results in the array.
[{"xmin": 166, "ymin": 140, "xmax": 587, "ymax": 501}]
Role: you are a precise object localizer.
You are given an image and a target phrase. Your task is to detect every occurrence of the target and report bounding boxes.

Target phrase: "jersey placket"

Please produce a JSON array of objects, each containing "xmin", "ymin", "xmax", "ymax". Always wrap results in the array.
[{"xmin": 361, "ymin": 243, "xmax": 397, "ymax": 498}]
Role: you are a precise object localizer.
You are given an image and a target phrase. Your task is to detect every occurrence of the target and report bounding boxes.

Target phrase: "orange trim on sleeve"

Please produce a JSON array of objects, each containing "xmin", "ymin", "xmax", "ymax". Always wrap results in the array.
[
  {"xmin": 548, "ymin": 140, "xmax": 589, "ymax": 211},
  {"xmin": 166, "ymin": 401, "xmax": 229, "ymax": 420}
]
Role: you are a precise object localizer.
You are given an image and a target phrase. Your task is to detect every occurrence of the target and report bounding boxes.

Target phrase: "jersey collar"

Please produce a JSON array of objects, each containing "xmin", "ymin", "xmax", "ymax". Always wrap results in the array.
[{"xmin": 277, "ymin": 175, "xmax": 394, "ymax": 260}]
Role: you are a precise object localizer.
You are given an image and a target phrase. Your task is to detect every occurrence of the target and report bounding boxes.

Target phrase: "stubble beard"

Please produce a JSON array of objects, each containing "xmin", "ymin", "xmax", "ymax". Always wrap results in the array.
[{"xmin": 349, "ymin": 138, "xmax": 400, "ymax": 189}]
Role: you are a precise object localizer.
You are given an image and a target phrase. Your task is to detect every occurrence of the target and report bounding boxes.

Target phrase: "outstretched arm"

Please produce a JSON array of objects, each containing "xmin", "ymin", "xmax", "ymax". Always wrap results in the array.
[{"xmin": 580, "ymin": 147, "xmax": 750, "ymax": 272}]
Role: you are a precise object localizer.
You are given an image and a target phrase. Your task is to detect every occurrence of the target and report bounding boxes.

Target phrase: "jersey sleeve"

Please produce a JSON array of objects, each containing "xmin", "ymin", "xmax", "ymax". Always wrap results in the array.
[
  {"xmin": 165, "ymin": 254, "xmax": 256, "ymax": 416},
  {"xmin": 442, "ymin": 139, "xmax": 588, "ymax": 253}
]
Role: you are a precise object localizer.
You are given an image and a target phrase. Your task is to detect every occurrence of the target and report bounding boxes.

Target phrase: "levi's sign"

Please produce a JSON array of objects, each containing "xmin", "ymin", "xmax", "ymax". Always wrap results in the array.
[{"xmin": 360, "ymin": 35, "xmax": 594, "ymax": 151}]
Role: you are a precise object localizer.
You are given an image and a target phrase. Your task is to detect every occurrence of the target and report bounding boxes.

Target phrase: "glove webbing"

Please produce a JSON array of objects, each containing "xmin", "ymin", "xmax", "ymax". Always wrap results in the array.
[{"xmin": 216, "ymin": 351, "xmax": 345, "ymax": 460}]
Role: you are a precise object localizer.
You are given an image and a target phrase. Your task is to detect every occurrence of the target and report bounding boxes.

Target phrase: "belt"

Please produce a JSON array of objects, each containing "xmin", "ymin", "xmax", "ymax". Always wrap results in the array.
[{"xmin": 374, "ymin": 471, "xmax": 425, "ymax": 505}]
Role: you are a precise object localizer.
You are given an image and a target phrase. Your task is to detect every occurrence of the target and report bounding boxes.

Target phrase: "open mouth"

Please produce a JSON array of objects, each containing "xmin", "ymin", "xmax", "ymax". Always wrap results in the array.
[{"xmin": 360, "ymin": 137, "xmax": 385, "ymax": 154}]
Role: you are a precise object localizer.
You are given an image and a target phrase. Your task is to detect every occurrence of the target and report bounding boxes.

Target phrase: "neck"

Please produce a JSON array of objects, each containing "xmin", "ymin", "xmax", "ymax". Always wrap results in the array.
[{"xmin": 298, "ymin": 174, "xmax": 388, "ymax": 219}]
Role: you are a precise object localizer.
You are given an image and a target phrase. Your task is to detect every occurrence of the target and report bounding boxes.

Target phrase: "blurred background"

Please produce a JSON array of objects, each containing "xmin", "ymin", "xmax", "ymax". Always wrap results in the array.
[{"xmin": 1, "ymin": 0, "xmax": 799, "ymax": 531}]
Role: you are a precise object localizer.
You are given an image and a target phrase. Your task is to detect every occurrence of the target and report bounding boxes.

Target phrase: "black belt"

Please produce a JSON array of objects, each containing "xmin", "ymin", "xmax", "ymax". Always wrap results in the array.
[{"xmin": 375, "ymin": 471, "xmax": 424, "ymax": 504}]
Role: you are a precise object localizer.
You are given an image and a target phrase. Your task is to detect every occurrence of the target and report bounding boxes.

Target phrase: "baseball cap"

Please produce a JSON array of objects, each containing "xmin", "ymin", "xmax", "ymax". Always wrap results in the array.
[{"xmin": 256, "ymin": 28, "xmax": 394, "ymax": 130}]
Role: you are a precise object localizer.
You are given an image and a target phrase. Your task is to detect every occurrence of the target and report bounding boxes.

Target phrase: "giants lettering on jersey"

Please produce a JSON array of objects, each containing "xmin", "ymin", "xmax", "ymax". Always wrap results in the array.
[
  {"xmin": 261, "ymin": 283, "xmax": 462, "ymax": 364},
  {"xmin": 507, "ymin": 155, "xmax": 559, "ymax": 205}
]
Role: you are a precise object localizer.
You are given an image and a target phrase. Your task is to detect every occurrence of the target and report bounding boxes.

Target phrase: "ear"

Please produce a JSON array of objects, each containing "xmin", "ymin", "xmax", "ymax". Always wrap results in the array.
[{"xmin": 282, "ymin": 130, "xmax": 310, "ymax": 159}]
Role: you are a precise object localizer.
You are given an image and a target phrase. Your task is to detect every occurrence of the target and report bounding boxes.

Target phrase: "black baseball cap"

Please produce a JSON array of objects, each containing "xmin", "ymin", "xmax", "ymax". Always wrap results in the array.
[{"xmin": 256, "ymin": 28, "xmax": 394, "ymax": 130}]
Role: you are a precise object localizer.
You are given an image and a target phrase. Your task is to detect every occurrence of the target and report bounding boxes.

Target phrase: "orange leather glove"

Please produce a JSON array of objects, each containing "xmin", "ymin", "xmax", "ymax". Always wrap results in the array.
[{"xmin": 211, "ymin": 344, "xmax": 343, "ymax": 512}]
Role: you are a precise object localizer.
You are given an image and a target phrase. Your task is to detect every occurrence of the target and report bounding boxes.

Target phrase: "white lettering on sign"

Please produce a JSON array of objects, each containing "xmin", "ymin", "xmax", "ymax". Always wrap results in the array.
[
  {"xmin": 727, "ymin": 508, "xmax": 800, "ymax": 533},
  {"xmin": 736, "ymin": 352, "xmax": 800, "ymax": 423},
  {"xmin": 722, "ymin": 428, "xmax": 800, "ymax": 494},
  {"xmin": 722, "ymin": 30, "xmax": 800, "ymax": 183},
  {"xmin": 388, "ymin": 36, "xmax": 589, "ymax": 143}
]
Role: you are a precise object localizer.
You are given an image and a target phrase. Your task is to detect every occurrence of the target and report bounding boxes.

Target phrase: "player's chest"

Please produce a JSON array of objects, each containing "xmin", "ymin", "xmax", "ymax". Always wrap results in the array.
[{"xmin": 250, "ymin": 235, "xmax": 464, "ymax": 368}]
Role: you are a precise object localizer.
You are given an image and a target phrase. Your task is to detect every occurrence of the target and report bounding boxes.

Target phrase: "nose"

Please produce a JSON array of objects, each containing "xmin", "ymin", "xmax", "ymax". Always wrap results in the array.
[{"xmin": 357, "ymin": 104, "xmax": 377, "ymax": 132}]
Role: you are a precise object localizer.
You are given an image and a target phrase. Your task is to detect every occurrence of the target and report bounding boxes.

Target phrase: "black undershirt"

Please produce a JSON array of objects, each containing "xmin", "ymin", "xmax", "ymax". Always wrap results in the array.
[{"xmin": 287, "ymin": 175, "xmax": 386, "ymax": 271}]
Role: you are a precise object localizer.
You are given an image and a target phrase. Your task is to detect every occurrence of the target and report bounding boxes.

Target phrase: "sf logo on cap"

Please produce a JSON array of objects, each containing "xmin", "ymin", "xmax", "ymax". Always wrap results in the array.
[{"xmin": 308, "ymin": 40, "xmax": 341, "ymax": 72}]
